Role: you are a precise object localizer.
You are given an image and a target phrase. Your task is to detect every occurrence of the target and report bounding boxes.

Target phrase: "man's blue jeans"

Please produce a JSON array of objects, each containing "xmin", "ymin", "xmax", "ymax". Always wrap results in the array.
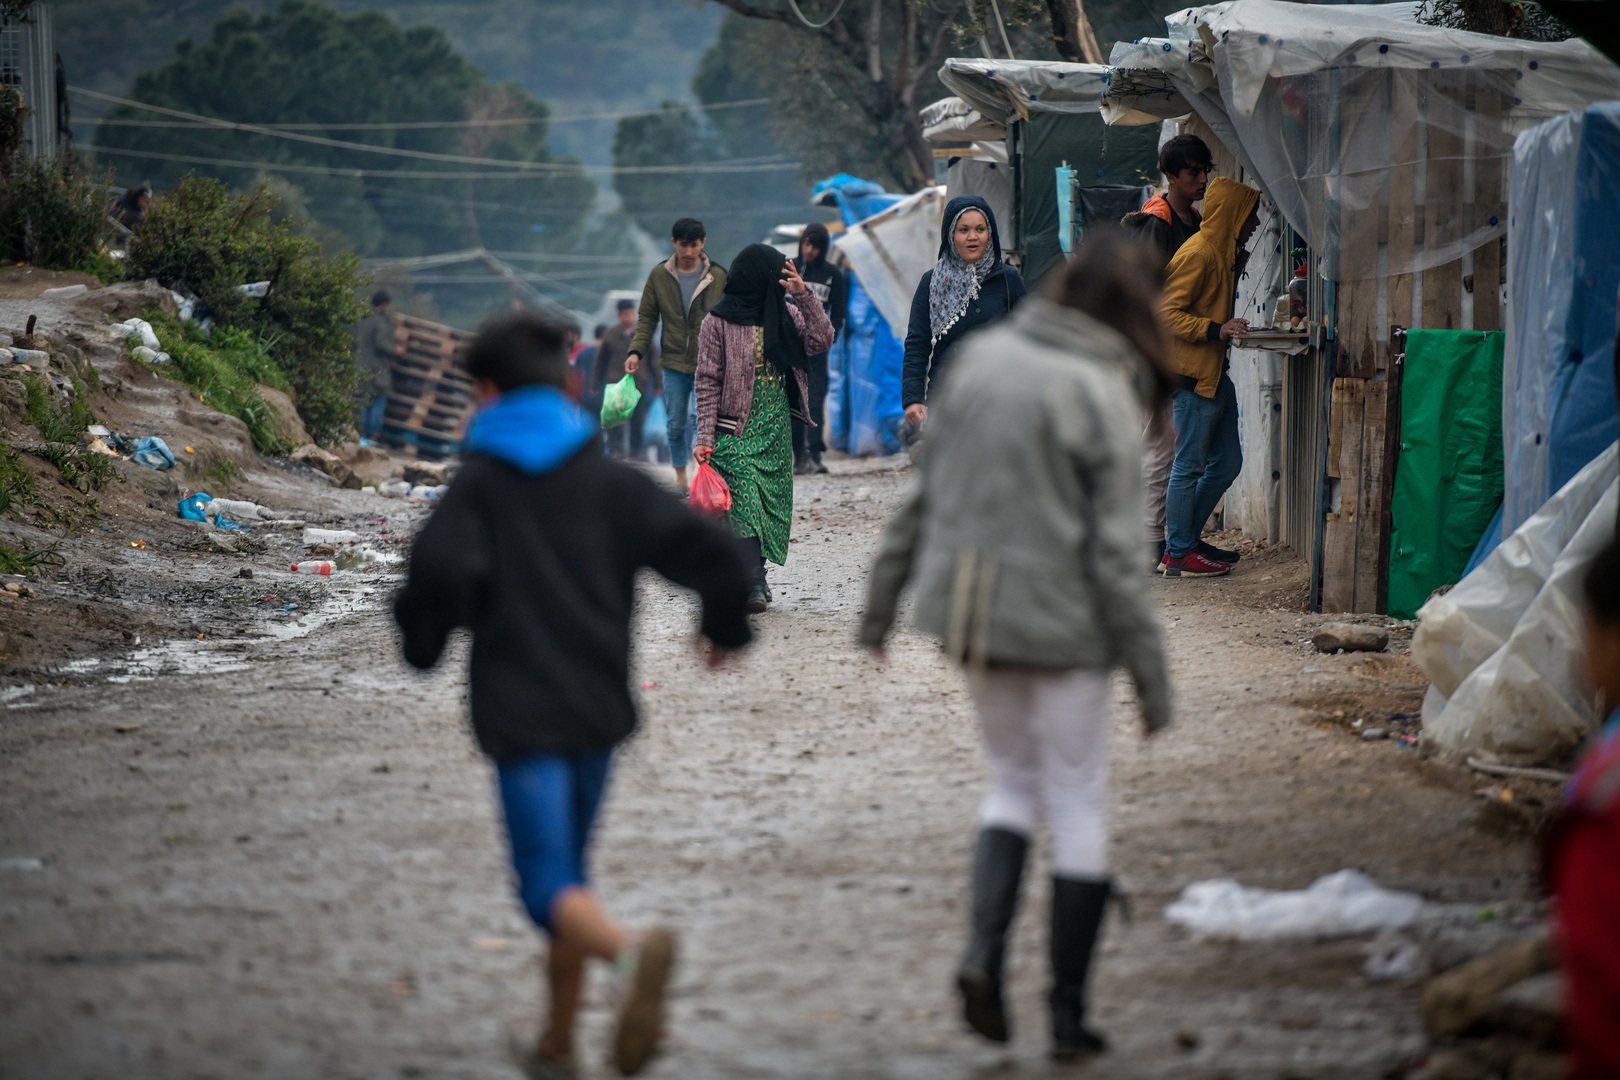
[
  {"xmin": 361, "ymin": 392, "xmax": 386, "ymax": 439},
  {"xmin": 663, "ymin": 369, "xmax": 696, "ymax": 468},
  {"xmin": 1165, "ymin": 374, "xmax": 1243, "ymax": 558}
]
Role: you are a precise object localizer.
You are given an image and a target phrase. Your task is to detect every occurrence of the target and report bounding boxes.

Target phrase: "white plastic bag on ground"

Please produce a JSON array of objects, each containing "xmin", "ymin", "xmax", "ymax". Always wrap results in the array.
[
  {"xmin": 116, "ymin": 318, "xmax": 160, "ymax": 350},
  {"xmin": 1414, "ymin": 443, "xmax": 1616, "ymax": 765},
  {"xmin": 1164, "ymin": 870, "xmax": 1425, "ymax": 941},
  {"xmin": 302, "ymin": 527, "xmax": 363, "ymax": 546},
  {"xmin": 210, "ymin": 498, "xmax": 269, "ymax": 521}
]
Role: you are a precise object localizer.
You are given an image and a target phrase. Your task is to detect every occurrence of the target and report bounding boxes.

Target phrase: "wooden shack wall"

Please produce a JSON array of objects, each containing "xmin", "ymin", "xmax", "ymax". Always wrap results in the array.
[{"xmin": 1319, "ymin": 70, "xmax": 1509, "ymax": 612}]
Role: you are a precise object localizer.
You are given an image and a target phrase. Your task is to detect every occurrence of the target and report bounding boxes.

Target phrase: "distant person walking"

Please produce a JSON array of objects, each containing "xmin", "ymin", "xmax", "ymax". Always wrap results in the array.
[
  {"xmin": 901, "ymin": 195, "xmax": 1027, "ymax": 435},
  {"xmin": 1159, "ymin": 177, "xmax": 1261, "ymax": 579},
  {"xmin": 354, "ymin": 290, "xmax": 401, "ymax": 441},
  {"xmin": 395, "ymin": 311, "xmax": 753, "ymax": 1079},
  {"xmin": 594, "ymin": 300, "xmax": 660, "ymax": 459},
  {"xmin": 628, "ymin": 218, "xmax": 727, "ymax": 492},
  {"xmin": 1126, "ymin": 135, "xmax": 1213, "ymax": 572},
  {"xmin": 791, "ymin": 222, "xmax": 846, "ymax": 474},
  {"xmin": 694, "ymin": 243, "xmax": 834, "ymax": 613},
  {"xmin": 863, "ymin": 233, "xmax": 1173, "ymax": 1063}
]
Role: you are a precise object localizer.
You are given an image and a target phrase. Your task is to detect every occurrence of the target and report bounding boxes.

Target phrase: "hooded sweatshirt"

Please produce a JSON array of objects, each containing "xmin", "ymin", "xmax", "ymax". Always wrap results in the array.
[
  {"xmin": 1160, "ymin": 177, "xmax": 1261, "ymax": 398},
  {"xmin": 901, "ymin": 194, "xmax": 1027, "ymax": 407},
  {"xmin": 393, "ymin": 384, "xmax": 753, "ymax": 759}
]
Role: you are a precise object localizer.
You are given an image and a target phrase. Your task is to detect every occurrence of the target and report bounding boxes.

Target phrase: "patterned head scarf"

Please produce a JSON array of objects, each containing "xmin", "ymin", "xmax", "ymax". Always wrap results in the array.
[{"xmin": 928, "ymin": 195, "xmax": 1003, "ymax": 346}]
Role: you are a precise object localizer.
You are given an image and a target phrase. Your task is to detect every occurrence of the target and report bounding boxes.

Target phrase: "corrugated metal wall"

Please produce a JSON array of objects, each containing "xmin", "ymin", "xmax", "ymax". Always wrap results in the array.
[{"xmin": 1, "ymin": 4, "xmax": 59, "ymax": 158}]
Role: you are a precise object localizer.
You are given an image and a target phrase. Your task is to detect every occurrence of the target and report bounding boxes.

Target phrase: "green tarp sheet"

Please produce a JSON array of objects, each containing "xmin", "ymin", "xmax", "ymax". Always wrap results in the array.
[
  {"xmin": 1018, "ymin": 113, "xmax": 1158, "ymax": 288},
  {"xmin": 1386, "ymin": 329, "xmax": 1505, "ymax": 619}
]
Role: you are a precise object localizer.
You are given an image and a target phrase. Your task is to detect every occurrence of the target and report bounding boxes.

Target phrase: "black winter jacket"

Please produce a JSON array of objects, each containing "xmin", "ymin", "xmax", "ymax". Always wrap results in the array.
[
  {"xmin": 394, "ymin": 445, "xmax": 753, "ymax": 760},
  {"xmin": 901, "ymin": 263, "xmax": 1027, "ymax": 407}
]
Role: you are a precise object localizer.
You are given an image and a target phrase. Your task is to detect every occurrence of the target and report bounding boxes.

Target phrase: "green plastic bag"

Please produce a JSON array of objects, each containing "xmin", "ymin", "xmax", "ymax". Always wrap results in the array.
[{"xmin": 600, "ymin": 373, "xmax": 641, "ymax": 430}]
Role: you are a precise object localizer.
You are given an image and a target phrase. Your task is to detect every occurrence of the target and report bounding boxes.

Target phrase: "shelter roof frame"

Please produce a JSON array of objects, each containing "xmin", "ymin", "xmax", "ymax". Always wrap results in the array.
[{"xmin": 1100, "ymin": 0, "xmax": 1620, "ymax": 281}]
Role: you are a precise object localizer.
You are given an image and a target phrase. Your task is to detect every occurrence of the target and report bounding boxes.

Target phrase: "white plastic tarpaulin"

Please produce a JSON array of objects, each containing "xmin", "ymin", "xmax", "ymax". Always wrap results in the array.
[
  {"xmin": 1101, "ymin": 1, "xmax": 1620, "ymax": 281},
  {"xmin": 919, "ymin": 95, "xmax": 1007, "ymax": 144},
  {"xmin": 830, "ymin": 186, "xmax": 946, "ymax": 338},
  {"xmin": 1413, "ymin": 443, "xmax": 1616, "ymax": 766},
  {"xmin": 937, "ymin": 58, "xmax": 1112, "ymax": 124},
  {"xmin": 1502, "ymin": 104, "xmax": 1620, "ymax": 539}
]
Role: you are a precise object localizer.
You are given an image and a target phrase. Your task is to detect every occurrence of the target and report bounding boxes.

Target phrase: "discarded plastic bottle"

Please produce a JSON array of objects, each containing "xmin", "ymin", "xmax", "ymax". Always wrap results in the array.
[{"xmin": 290, "ymin": 562, "xmax": 333, "ymax": 576}]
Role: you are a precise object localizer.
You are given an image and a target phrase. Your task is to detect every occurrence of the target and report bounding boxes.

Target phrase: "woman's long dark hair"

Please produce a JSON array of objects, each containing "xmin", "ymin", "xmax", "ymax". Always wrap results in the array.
[{"xmin": 1047, "ymin": 230, "xmax": 1175, "ymax": 408}]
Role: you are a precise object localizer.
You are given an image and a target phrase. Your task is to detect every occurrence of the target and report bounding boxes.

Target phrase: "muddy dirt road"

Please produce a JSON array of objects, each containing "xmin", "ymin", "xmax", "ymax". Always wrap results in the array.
[{"xmin": 1, "ymin": 463, "xmax": 1538, "ymax": 1080}]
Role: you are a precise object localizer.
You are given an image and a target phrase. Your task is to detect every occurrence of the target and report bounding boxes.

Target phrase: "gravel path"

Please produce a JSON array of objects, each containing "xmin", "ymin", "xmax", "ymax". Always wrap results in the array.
[{"xmin": 0, "ymin": 465, "xmax": 1537, "ymax": 1079}]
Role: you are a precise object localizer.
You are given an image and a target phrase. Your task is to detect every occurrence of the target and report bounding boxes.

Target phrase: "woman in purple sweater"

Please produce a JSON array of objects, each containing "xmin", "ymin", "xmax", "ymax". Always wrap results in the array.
[{"xmin": 693, "ymin": 243, "xmax": 835, "ymax": 612}]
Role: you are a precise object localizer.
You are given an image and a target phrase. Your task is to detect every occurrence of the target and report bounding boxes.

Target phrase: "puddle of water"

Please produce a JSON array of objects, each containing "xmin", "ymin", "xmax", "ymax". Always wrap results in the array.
[{"xmin": 51, "ymin": 581, "xmax": 394, "ymax": 683}]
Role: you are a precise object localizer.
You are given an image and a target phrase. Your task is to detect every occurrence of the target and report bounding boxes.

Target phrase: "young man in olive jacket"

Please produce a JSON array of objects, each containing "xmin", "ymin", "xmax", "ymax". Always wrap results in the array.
[
  {"xmin": 628, "ymin": 217, "xmax": 727, "ymax": 491},
  {"xmin": 394, "ymin": 311, "xmax": 753, "ymax": 1077}
]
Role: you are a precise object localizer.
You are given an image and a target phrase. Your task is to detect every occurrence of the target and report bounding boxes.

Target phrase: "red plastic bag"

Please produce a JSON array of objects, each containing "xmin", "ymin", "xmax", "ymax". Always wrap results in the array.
[{"xmin": 689, "ymin": 461, "xmax": 732, "ymax": 516}]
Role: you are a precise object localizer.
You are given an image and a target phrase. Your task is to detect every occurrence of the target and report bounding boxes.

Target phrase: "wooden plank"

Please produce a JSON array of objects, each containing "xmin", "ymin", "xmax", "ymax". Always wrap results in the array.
[
  {"xmin": 1375, "ymin": 333, "xmax": 1407, "ymax": 614},
  {"xmin": 1321, "ymin": 378, "xmax": 1366, "ymax": 612},
  {"xmin": 1354, "ymin": 379, "xmax": 1389, "ymax": 612},
  {"xmin": 1471, "ymin": 85, "xmax": 1507, "ymax": 332},
  {"xmin": 1387, "ymin": 68, "xmax": 1419, "ymax": 335},
  {"xmin": 1421, "ymin": 71, "xmax": 1465, "ymax": 330},
  {"xmin": 1337, "ymin": 69, "xmax": 1382, "ymax": 380}
]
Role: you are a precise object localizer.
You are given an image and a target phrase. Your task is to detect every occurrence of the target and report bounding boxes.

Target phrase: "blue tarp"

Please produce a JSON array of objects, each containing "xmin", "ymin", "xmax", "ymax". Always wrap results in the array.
[
  {"xmin": 812, "ymin": 174, "xmax": 907, "ymax": 456},
  {"xmin": 1501, "ymin": 102, "xmax": 1620, "ymax": 546}
]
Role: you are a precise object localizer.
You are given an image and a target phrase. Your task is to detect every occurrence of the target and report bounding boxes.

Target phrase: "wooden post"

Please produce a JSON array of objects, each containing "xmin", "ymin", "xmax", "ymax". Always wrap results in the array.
[
  {"xmin": 1321, "ymin": 378, "xmax": 1366, "ymax": 612},
  {"xmin": 1471, "ymin": 81, "xmax": 1507, "ymax": 332}
]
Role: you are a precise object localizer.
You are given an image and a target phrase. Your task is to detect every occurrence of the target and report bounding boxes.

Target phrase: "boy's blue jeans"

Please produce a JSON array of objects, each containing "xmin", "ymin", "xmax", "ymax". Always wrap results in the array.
[
  {"xmin": 1165, "ymin": 374, "xmax": 1243, "ymax": 558},
  {"xmin": 497, "ymin": 751, "xmax": 612, "ymax": 934},
  {"xmin": 663, "ymin": 369, "xmax": 696, "ymax": 468}
]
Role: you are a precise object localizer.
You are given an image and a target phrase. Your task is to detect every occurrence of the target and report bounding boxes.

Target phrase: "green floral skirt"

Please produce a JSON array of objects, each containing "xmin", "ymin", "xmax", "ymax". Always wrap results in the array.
[{"xmin": 711, "ymin": 360, "xmax": 793, "ymax": 565}]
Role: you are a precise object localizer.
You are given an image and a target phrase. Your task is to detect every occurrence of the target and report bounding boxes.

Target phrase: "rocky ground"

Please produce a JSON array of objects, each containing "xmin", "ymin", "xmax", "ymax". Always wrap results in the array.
[{"xmin": 0, "ymin": 417, "xmax": 1555, "ymax": 1080}]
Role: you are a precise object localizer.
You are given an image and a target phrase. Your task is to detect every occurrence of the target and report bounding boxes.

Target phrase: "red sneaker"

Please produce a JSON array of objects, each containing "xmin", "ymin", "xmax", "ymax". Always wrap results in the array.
[{"xmin": 1161, "ymin": 550, "xmax": 1231, "ymax": 577}]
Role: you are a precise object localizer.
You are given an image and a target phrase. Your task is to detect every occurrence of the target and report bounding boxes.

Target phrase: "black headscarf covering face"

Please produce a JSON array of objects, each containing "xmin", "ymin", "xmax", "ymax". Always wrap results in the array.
[{"xmin": 709, "ymin": 242, "xmax": 808, "ymax": 372}]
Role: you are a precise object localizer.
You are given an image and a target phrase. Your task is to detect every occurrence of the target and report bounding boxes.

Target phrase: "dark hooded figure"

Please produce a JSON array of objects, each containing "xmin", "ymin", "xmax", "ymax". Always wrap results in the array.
[
  {"xmin": 791, "ymin": 222, "xmax": 847, "ymax": 474},
  {"xmin": 901, "ymin": 195, "xmax": 1028, "ymax": 429},
  {"xmin": 694, "ymin": 243, "xmax": 836, "ymax": 612}
]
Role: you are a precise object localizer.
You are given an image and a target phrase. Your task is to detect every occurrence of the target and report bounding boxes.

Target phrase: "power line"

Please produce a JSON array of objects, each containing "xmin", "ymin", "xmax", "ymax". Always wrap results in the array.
[
  {"xmin": 81, "ymin": 97, "xmax": 772, "ymax": 131},
  {"xmin": 786, "ymin": 0, "xmax": 850, "ymax": 29},
  {"xmin": 72, "ymin": 87, "xmax": 796, "ymax": 175},
  {"xmin": 87, "ymin": 142, "xmax": 802, "ymax": 179}
]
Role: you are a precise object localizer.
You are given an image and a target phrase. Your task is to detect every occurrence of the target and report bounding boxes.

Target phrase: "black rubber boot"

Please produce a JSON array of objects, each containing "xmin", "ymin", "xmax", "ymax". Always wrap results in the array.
[
  {"xmin": 956, "ymin": 827, "xmax": 1028, "ymax": 1043},
  {"xmin": 742, "ymin": 537, "xmax": 768, "ymax": 613},
  {"xmin": 1050, "ymin": 876, "xmax": 1111, "ymax": 1061}
]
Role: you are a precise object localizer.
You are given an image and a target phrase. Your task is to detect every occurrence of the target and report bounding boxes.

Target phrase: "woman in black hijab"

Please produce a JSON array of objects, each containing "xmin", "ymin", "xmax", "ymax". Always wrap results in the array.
[
  {"xmin": 694, "ymin": 243, "xmax": 836, "ymax": 611},
  {"xmin": 901, "ymin": 195, "xmax": 1027, "ymax": 431}
]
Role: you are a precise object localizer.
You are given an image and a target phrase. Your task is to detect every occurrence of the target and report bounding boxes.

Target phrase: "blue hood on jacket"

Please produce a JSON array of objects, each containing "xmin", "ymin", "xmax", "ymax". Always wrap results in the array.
[{"xmin": 464, "ymin": 385, "xmax": 595, "ymax": 475}]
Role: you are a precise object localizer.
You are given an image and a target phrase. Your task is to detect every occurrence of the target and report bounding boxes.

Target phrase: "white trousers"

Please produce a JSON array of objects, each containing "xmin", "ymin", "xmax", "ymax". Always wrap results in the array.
[
  {"xmin": 967, "ymin": 667, "xmax": 1112, "ymax": 878},
  {"xmin": 1142, "ymin": 406, "xmax": 1176, "ymax": 543}
]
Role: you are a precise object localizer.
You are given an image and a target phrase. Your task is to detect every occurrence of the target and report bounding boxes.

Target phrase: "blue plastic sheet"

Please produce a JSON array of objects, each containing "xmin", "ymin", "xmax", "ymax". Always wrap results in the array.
[
  {"xmin": 177, "ymin": 491, "xmax": 244, "ymax": 530},
  {"xmin": 813, "ymin": 174, "xmax": 908, "ymax": 456},
  {"xmin": 1503, "ymin": 102, "xmax": 1620, "ymax": 535},
  {"xmin": 132, "ymin": 436, "xmax": 174, "ymax": 470}
]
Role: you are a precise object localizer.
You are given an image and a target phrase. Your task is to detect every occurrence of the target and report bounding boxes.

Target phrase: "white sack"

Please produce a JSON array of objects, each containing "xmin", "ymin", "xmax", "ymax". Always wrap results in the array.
[{"xmin": 1415, "ymin": 444, "xmax": 1617, "ymax": 765}]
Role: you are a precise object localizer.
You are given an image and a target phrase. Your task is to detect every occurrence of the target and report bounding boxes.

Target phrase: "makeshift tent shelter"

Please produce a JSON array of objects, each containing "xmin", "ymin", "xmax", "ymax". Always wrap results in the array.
[
  {"xmin": 1502, "ymin": 102, "xmax": 1620, "ymax": 539},
  {"xmin": 931, "ymin": 58, "xmax": 1161, "ymax": 287},
  {"xmin": 812, "ymin": 175, "xmax": 908, "ymax": 457},
  {"xmin": 1103, "ymin": 0, "xmax": 1620, "ymax": 611},
  {"xmin": 830, "ymin": 186, "xmax": 946, "ymax": 338}
]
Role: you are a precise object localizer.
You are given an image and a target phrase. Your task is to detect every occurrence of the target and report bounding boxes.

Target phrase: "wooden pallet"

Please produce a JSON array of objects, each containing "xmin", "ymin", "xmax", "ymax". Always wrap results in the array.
[
  {"xmin": 384, "ymin": 315, "xmax": 475, "ymax": 459},
  {"xmin": 380, "ymin": 421, "xmax": 460, "ymax": 460}
]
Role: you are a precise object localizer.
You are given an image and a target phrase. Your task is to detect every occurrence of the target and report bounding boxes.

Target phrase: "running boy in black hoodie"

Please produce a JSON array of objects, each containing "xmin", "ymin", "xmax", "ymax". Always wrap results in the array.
[{"xmin": 394, "ymin": 311, "xmax": 754, "ymax": 1077}]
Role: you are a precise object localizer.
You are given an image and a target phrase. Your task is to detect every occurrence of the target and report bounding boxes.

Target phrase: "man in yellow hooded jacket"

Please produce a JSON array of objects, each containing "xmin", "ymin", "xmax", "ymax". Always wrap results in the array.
[{"xmin": 1159, "ymin": 176, "xmax": 1262, "ymax": 578}]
